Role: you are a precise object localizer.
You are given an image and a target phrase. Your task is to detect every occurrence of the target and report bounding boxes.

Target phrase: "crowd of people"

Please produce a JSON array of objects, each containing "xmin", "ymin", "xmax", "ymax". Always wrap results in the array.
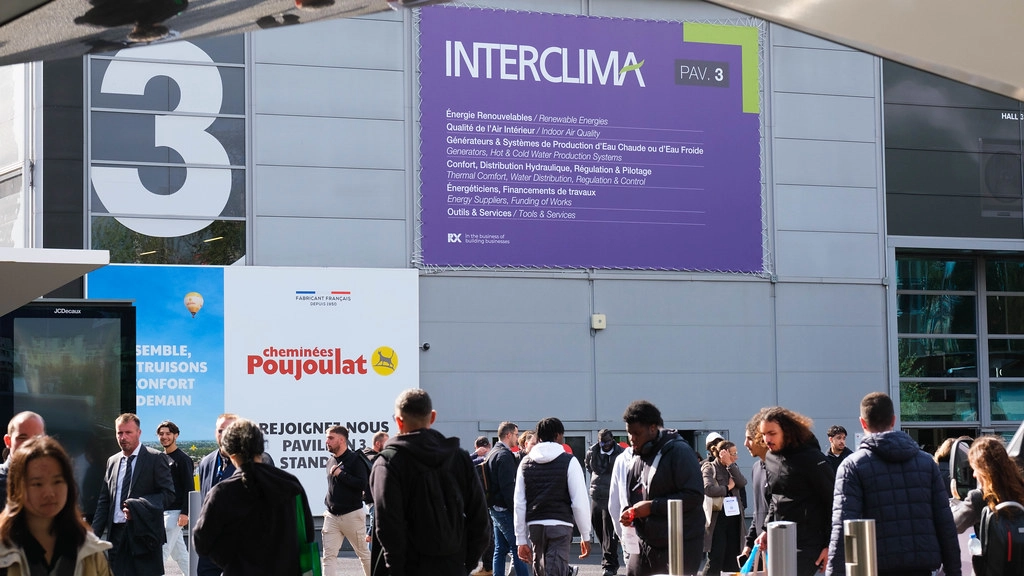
[{"xmin": 0, "ymin": 388, "xmax": 1022, "ymax": 576}]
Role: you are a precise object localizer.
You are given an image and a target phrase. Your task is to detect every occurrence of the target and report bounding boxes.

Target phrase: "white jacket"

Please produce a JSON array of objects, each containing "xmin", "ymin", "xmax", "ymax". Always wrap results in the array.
[
  {"xmin": 0, "ymin": 530, "xmax": 112, "ymax": 576},
  {"xmin": 513, "ymin": 441, "xmax": 592, "ymax": 546}
]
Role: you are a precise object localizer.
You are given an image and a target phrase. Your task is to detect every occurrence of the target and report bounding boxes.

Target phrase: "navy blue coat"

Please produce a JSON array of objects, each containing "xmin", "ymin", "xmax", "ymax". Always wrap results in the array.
[{"xmin": 825, "ymin": 430, "xmax": 961, "ymax": 576}]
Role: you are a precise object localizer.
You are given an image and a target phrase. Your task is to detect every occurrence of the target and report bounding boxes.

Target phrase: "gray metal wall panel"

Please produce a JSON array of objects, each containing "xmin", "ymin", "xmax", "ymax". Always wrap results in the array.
[
  {"xmin": 592, "ymin": 0, "xmax": 743, "ymax": 20},
  {"xmin": 599, "ymin": 371, "xmax": 776, "ymax": 420},
  {"xmin": 776, "ymin": 324, "xmax": 886, "ymax": 373},
  {"xmin": 421, "ymin": 371, "xmax": 594, "ymax": 425},
  {"xmin": 251, "ymin": 17, "xmax": 404, "ymax": 70},
  {"xmin": 771, "ymin": 24, "xmax": 852, "ymax": 51},
  {"xmin": 592, "ymin": 279, "xmax": 772, "ymax": 326},
  {"xmin": 457, "ymin": 0, "xmax": 747, "ymax": 21},
  {"xmin": 770, "ymin": 27, "xmax": 884, "ymax": 283},
  {"xmin": 773, "ymin": 93, "xmax": 876, "ymax": 142},
  {"xmin": 775, "ymin": 283, "xmax": 886, "ymax": 327},
  {"xmin": 254, "ymin": 116, "xmax": 405, "ymax": 169},
  {"xmin": 420, "ymin": 323, "xmax": 590, "ymax": 371},
  {"xmin": 774, "ymin": 284, "xmax": 887, "ymax": 421},
  {"xmin": 419, "ymin": 276, "xmax": 594, "ymax": 425},
  {"xmin": 775, "ymin": 185, "xmax": 878, "ymax": 233},
  {"xmin": 773, "ymin": 139, "xmax": 877, "ymax": 188},
  {"xmin": 455, "ymin": 0, "xmax": 581, "ymax": 14},
  {"xmin": 420, "ymin": 276, "xmax": 591, "ymax": 323},
  {"xmin": 253, "ymin": 65, "xmax": 404, "ymax": 120},
  {"xmin": 775, "ymin": 230, "xmax": 881, "ymax": 279},
  {"xmin": 773, "ymin": 46, "xmax": 875, "ymax": 97},
  {"xmin": 596, "ymin": 325, "xmax": 773, "ymax": 374},
  {"xmin": 252, "ymin": 216, "xmax": 407, "ymax": 267},
  {"xmin": 776, "ymin": 372, "xmax": 881, "ymax": 431},
  {"xmin": 254, "ymin": 166, "xmax": 406, "ymax": 220}
]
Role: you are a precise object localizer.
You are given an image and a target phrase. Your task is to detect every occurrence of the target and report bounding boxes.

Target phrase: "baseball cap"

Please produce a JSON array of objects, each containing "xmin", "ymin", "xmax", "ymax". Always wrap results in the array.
[{"xmin": 705, "ymin": 432, "xmax": 725, "ymax": 448}]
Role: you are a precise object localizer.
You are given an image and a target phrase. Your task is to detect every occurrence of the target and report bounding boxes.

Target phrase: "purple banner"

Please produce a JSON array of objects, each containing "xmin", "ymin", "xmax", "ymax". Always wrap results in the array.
[{"xmin": 418, "ymin": 7, "xmax": 762, "ymax": 272}]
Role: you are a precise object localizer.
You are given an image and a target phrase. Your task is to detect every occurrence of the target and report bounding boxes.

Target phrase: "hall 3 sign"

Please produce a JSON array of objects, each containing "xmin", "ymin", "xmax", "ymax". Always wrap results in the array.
[{"xmin": 88, "ymin": 40, "xmax": 245, "ymax": 238}]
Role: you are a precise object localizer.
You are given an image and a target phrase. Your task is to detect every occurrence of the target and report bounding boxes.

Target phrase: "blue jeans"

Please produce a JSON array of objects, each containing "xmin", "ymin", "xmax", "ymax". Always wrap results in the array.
[{"xmin": 490, "ymin": 507, "xmax": 530, "ymax": 576}]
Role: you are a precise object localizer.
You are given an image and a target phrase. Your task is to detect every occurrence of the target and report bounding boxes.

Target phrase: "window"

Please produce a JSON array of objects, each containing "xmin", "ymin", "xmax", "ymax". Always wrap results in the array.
[
  {"xmin": 897, "ymin": 255, "xmax": 1024, "ymax": 427},
  {"xmin": 86, "ymin": 35, "xmax": 246, "ymax": 264}
]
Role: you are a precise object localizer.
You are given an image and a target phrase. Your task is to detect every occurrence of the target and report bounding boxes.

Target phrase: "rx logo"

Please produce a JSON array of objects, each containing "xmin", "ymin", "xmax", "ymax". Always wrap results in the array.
[{"xmin": 447, "ymin": 233, "xmax": 461, "ymax": 243}]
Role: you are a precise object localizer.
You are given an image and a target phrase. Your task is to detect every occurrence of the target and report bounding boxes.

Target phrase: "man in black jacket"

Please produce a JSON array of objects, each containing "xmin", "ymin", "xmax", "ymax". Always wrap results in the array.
[
  {"xmin": 369, "ymin": 388, "xmax": 489, "ymax": 576},
  {"xmin": 323, "ymin": 425, "xmax": 371, "ymax": 576},
  {"xmin": 487, "ymin": 421, "xmax": 530, "ymax": 576},
  {"xmin": 825, "ymin": 393, "xmax": 960, "ymax": 576},
  {"xmin": 157, "ymin": 420, "xmax": 194, "ymax": 575},
  {"xmin": 586, "ymin": 429, "xmax": 624, "ymax": 576},
  {"xmin": 824, "ymin": 425, "xmax": 853, "ymax": 474},
  {"xmin": 619, "ymin": 400, "xmax": 704, "ymax": 576},
  {"xmin": 756, "ymin": 407, "xmax": 835, "ymax": 576}
]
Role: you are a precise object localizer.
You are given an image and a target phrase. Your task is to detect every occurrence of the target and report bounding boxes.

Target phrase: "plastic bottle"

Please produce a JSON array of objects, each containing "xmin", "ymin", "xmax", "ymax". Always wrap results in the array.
[{"xmin": 969, "ymin": 533, "xmax": 983, "ymax": 556}]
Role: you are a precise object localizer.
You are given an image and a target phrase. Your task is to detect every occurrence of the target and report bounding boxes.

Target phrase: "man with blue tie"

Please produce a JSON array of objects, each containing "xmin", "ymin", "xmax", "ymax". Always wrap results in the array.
[{"xmin": 92, "ymin": 413, "xmax": 175, "ymax": 576}]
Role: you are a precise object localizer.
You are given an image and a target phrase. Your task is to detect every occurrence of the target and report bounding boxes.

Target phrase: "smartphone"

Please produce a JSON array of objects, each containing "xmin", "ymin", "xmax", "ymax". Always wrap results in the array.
[{"xmin": 736, "ymin": 553, "xmax": 749, "ymax": 569}]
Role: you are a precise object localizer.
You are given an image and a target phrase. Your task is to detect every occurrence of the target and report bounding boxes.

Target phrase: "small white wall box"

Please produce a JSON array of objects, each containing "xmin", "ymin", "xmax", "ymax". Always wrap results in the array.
[{"xmin": 591, "ymin": 313, "xmax": 607, "ymax": 330}]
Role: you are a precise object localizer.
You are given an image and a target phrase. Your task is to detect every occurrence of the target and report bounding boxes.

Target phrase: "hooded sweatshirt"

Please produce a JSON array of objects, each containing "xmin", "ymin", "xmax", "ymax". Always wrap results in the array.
[
  {"xmin": 369, "ymin": 427, "xmax": 489, "ymax": 576},
  {"xmin": 194, "ymin": 462, "xmax": 313, "ymax": 576},
  {"xmin": 513, "ymin": 441, "xmax": 592, "ymax": 545},
  {"xmin": 625, "ymin": 429, "xmax": 705, "ymax": 547},
  {"xmin": 825, "ymin": 430, "xmax": 961, "ymax": 576}
]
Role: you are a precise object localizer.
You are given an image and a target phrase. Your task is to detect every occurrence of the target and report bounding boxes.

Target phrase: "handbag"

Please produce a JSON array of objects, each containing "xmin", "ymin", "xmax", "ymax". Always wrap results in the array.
[
  {"xmin": 296, "ymin": 494, "xmax": 323, "ymax": 576},
  {"xmin": 702, "ymin": 495, "xmax": 724, "ymax": 527},
  {"xmin": 724, "ymin": 543, "xmax": 767, "ymax": 576}
]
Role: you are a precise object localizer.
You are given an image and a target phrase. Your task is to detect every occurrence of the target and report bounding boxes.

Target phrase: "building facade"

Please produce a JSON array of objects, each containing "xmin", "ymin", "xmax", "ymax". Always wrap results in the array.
[{"xmin": 2, "ymin": 0, "xmax": 1021, "ymax": 457}]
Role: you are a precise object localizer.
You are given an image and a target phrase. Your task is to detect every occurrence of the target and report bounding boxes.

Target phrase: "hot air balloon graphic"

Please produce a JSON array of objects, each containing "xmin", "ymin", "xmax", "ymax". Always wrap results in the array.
[{"xmin": 184, "ymin": 292, "xmax": 204, "ymax": 318}]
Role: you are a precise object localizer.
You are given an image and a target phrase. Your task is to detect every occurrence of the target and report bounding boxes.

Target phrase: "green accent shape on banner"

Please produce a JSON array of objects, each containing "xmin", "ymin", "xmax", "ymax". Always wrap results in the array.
[{"xmin": 683, "ymin": 23, "xmax": 760, "ymax": 114}]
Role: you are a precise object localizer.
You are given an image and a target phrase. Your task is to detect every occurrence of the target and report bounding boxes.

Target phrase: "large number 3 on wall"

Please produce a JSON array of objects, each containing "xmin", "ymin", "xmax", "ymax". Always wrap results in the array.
[{"xmin": 92, "ymin": 42, "xmax": 231, "ymax": 238}]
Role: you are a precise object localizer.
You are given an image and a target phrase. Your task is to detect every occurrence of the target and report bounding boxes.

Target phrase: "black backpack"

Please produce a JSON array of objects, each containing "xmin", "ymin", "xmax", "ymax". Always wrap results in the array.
[
  {"xmin": 476, "ymin": 451, "xmax": 497, "ymax": 506},
  {"xmin": 357, "ymin": 449, "xmax": 375, "ymax": 504},
  {"xmin": 378, "ymin": 446, "xmax": 466, "ymax": 557},
  {"xmin": 977, "ymin": 500, "xmax": 1024, "ymax": 576}
]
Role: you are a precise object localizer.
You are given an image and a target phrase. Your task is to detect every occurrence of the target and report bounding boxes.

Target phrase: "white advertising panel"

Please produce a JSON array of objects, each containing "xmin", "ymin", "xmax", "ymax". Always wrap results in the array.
[{"xmin": 224, "ymin": 266, "xmax": 419, "ymax": 512}]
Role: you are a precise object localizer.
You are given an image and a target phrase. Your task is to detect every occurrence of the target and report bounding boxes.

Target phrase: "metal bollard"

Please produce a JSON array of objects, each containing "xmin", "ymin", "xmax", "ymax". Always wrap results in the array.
[
  {"xmin": 767, "ymin": 520, "xmax": 798, "ymax": 576},
  {"xmin": 667, "ymin": 499, "xmax": 684, "ymax": 575},
  {"xmin": 843, "ymin": 519, "xmax": 877, "ymax": 576},
  {"xmin": 188, "ymin": 490, "xmax": 202, "ymax": 576}
]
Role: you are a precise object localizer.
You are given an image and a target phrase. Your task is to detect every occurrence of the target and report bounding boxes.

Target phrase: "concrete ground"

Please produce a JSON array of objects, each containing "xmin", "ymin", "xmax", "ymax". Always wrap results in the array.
[
  {"xmin": 163, "ymin": 545, "xmax": 623, "ymax": 576},
  {"xmin": 312, "ymin": 547, "xmax": 619, "ymax": 576}
]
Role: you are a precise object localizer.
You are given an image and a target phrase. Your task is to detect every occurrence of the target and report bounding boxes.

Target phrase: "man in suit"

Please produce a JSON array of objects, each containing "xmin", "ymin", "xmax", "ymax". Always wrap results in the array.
[
  {"xmin": 92, "ymin": 413, "xmax": 175, "ymax": 576},
  {"xmin": 196, "ymin": 413, "xmax": 238, "ymax": 576},
  {"xmin": 0, "ymin": 411, "xmax": 45, "ymax": 507}
]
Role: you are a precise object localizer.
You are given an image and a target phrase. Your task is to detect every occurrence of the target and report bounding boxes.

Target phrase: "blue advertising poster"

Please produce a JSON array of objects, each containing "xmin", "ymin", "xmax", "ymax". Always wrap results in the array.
[{"xmin": 88, "ymin": 265, "xmax": 225, "ymax": 444}]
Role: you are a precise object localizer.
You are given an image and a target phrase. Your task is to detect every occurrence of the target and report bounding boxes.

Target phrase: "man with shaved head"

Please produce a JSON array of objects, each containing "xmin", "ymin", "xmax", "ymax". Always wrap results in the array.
[{"xmin": 0, "ymin": 411, "xmax": 45, "ymax": 507}]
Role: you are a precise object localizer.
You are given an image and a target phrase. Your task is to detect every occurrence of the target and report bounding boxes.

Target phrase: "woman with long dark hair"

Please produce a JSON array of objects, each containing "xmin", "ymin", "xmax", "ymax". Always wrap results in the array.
[
  {"xmin": 194, "ymin": 418, "xmax": 315, "ymax": 576},
  {"xmin": 952, "ymin": 436, "xmax": 1024, "ymax": 532},
  {"xmin": 0, "ymin": 436, "xmax": 112, "ymax": 575}
]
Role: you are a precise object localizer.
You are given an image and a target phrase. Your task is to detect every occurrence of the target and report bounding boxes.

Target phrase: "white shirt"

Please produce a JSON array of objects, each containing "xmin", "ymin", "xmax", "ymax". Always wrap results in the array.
[
  {"xmin": 607, "ymin": 447, "xmax": 634, "ymax": 539},
  {"xmin": 113, "ymin": 443, "xmax": 142, "ymax": 524}
]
